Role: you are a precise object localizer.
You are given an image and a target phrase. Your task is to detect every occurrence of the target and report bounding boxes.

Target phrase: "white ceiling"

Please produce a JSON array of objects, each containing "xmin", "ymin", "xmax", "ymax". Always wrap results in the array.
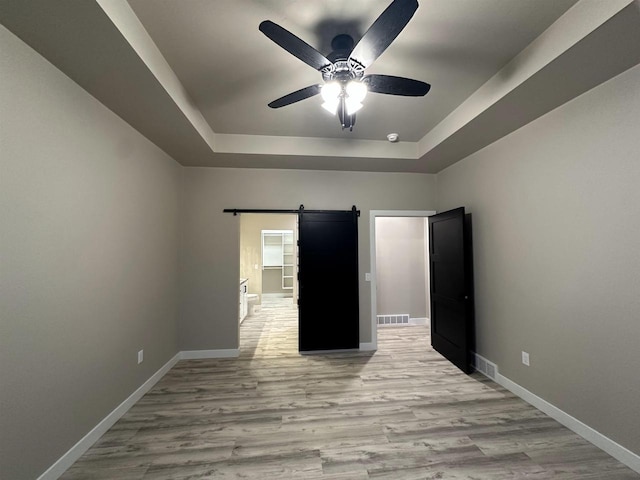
[{"xmin": 2, "ymin": 0, "xmax": 640, "ymax": 172}]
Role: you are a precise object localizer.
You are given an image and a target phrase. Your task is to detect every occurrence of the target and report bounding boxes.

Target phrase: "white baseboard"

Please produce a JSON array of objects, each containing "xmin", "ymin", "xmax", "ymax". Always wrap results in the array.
[
  {"xmin": 44, "ymin": 346, "xmax": 638, "ymax": 478},
  {"xmin": 300, "ymin": 348, "xmax": 359, "ymax": 355},
  {"xmin": 409, "ymin": 317, "xmax": 428, "ymax": 325},
  {"xmin": 180, "ymin": 349, "xmax": 239, "ymax": 359},
  {"xmin": 36, "ymin": 352, "xmax": 180, "ymax": 480},
  {"xmin": 38, "ymin": 347, "xmax": 241, "ymax": 479},
  {"xmin": 494, "ymin": 372, "xmax": 640, "ymax": 474},
  {"xmin": 473, "ymin": 353, "xmax": 640, "ymax": 473},
  {"xmin": 471, "ymin": 357, "xmax": 640, "ymax": 474}
]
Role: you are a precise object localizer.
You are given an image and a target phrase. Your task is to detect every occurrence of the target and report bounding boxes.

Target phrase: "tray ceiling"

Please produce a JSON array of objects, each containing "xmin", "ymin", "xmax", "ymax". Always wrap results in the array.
[{"xmin": 2, "ymin": 0, "xmax": 640, "ymax": 172}]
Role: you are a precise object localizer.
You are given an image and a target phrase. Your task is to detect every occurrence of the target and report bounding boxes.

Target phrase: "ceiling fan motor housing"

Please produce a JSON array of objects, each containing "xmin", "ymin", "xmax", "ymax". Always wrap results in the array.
[
  {"xmin": 325, "ymin": 37, "xmax": 365, "ymax": 84},
  {"xmin": 323, "ymin": 61, "xmax": 363, "ymax": 83}
]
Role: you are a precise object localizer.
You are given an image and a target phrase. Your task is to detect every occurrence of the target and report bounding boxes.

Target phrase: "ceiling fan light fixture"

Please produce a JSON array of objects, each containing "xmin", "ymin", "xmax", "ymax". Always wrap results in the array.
[
  {"xmin": 321, "ymin": 81, "xmax": 341, "ymax": 114},
  {"xmin": 260, "ymin": 0, "xmax": 429, "ymax": 130},
  {"xmin": 345, "ymin": 99, "xmax": 363, "ymax": 115},
  {"xmin": 346, "ymin": 80, "xmax": 367, "ymax": 103},
  {"xmin": 321, "ymin": 99, "xmax": 340, "ymax": 114},
  {"xmin": 345, "ymin": 80, "xmax": 367, "ymax": 114},
  {"xmin": 321, "ymin": 81, "xmax": 341, "ymax": 102}
]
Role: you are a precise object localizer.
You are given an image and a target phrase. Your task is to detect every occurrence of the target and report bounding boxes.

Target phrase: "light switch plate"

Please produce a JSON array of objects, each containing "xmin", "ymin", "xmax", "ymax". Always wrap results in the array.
[{"xmin": 522, "ymin": 351, "xmax": 530, "ymax": 366}]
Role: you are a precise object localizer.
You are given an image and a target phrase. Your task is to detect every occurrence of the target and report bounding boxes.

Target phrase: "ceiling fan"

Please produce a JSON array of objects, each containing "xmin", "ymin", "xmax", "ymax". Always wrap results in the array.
[{"xmin": 259, "ymin": 0, "xmax": 431, "ymax": 131}]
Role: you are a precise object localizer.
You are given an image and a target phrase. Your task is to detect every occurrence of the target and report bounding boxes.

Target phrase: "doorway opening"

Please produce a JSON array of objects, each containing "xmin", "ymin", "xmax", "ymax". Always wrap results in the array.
[
  {"xmin": 369, "ymin": 210, "xmax": 436, "ymax": 350},
  {"xmin": 233, "ymin": 206, "xmax": 361, "ymax": 356},
  {"xmin": 239, "ymin": 213, "xmax": 298, "ymax": 357}
]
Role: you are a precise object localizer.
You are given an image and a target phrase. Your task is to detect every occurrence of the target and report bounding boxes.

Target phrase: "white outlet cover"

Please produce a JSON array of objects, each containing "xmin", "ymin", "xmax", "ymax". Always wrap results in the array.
[
  {"xmin": 138, "ymin": 350, "xmax": 144, "ymax": 364},
  {"xmin": 522, "ymin": 351, "xmax": 530, "ymax": 366},
  {"xmin": 365, "ymin": 273, "xmax": 371, "ymax": 281}
]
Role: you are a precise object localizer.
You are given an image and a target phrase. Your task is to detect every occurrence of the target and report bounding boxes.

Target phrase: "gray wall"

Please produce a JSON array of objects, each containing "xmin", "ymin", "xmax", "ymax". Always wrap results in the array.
[
  {"xmin": 5, "ymin": 10, "xmax": 639, "ymax": 478},
  {"xmin": 262, "ymin": 269, "xmax": 291, "ymax": 295},
  {"xmin": 179, "ymin": 168, "xmax": 437, "ymax": 350},
  {"xmin": 436, "ymin": 63, "xmax": 640, "ymax": 455},
  {"xmin": 375, "ymin": 217, "xmax": 428, "ymax": 318},
  {"xmin": 0, "ymin": 26, "xmax": 181, "ymax": 479}
]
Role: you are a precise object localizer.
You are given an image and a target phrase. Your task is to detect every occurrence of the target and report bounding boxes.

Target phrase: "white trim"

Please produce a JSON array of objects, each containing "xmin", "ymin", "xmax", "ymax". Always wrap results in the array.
[
  {"xmin": 180, "ymin": 349, "xmax": 239, "ymax": 360},
  {"xmin": 261, "ymin": 293, "xmax": 293, "ymax": 298},
  {"xmin": 423, "ymin": 217, "xmax": 431, "ymax": 321},
  {"xmin": 409, "ymin": 317, "xmax": 428, "ymax": 325},
  {"xmin": 472, "ymin": 360, "xmax": 640, "ymax": 474},
  {"xmin": 36, "ymin": 352, "xmax": 181, "ymax": 480},
  {"xmin": 495, "ymin": 372, "xmax": 640, "ymax": 473},
  {"xmin": 369, "ymin": 210, "xmax": 436, "ymax": 351},
  {"xmin": 38, "ymin": 347, "xmax": 243, "ymax": 478},
  {"xmin": 36, "ymin": 342, "xmax": 640, "ymax": 478},
  {"xmin": 359, "ymin": 342, "xmax": 376, "ymax": 351},
  {"xmin": 300, "ymin": 349, "xmax": 359, "ymax": 355}
]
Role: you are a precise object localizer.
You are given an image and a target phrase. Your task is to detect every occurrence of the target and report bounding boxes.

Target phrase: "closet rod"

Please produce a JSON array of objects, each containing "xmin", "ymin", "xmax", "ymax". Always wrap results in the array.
[{"xmin": 223, "ymin": 205, "xmax": 360, "ymax": 217}]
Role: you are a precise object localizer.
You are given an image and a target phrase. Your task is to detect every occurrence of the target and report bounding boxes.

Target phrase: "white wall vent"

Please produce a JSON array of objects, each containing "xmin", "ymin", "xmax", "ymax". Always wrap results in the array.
[
  {"xmin": 473, "ymin": 353, "xmax": 498, "ymax": 380},
  {"xmin": 377, "ymin": 314, "xmax": 409, "ymax": 326}
]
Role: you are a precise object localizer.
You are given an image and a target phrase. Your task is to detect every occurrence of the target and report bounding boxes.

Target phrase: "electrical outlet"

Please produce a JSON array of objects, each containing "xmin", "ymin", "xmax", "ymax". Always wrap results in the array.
[
  {"xmin": 365, "ymin": 273, "xmax": 371, "ymax": 281},
  {"xmin": 138, "ymin": 350, "xmax": 144, "ymax": 364},
  {"xmin": 522, "ymin": 351, "xmax": 530, "ymax": 366}
]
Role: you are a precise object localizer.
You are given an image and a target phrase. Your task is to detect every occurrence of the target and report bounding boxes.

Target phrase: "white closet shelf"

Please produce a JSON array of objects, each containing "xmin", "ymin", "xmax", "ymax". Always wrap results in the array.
[{"xmin": 262, "ymin": 229, "xmax": 296, "ymax": 291}]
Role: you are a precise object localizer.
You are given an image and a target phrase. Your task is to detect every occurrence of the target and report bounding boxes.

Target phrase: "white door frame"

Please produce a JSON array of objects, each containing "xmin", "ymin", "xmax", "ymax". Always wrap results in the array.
[{"xmin": 368, "ymin": 210, "xmax": 436, "ymax": 350}]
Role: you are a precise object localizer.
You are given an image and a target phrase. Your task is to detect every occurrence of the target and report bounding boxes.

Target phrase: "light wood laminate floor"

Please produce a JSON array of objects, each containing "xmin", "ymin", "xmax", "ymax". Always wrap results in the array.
[{"xmin": 61, "ymin": 298, "xmax": 639, "ymax": 479}]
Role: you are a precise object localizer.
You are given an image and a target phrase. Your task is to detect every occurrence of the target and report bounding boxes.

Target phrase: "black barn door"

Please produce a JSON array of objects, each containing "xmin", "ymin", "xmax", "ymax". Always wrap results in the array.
[
  {"xmin": 298, "ymin": 210, "xmax": 359, "ymax": 352},
  {"xmin": 429, "ymin": 207, "xmax": 475, "ymax": 373}
]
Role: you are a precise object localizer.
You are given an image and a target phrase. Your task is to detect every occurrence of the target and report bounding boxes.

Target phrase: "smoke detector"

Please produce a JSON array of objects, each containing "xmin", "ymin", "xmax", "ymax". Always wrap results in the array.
[{"xmin": 387, "ymin": 133, "xmax": 399, "ymax": 143}]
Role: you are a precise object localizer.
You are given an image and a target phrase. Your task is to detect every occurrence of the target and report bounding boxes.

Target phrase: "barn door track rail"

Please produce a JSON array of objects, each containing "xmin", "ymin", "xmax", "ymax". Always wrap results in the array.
[{"xmin": 223, "ymin": 205, "xmax": 360, "ymax": 217}]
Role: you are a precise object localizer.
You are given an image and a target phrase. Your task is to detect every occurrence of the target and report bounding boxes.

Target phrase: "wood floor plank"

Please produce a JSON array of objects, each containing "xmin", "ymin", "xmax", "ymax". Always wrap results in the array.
[{"xmin": 59, "ymin": 298, "xmax": 639, "ymax": 479}]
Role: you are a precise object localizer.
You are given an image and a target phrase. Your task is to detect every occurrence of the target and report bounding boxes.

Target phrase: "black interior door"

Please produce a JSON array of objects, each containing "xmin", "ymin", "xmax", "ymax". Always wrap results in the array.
[
  {"xmin": 429, "ymin": 207, "xmax": 474, "ymax": 373},
  {"xmin": 298, "ymin": 210, "xmax": 359, "ymax": 352}
]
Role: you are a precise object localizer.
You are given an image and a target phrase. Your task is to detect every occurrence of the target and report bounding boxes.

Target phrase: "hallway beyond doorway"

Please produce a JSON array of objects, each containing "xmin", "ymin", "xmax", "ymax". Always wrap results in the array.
[{"xmin": 240, "ymin": 297, "xmax": 298, "ymax": 358}]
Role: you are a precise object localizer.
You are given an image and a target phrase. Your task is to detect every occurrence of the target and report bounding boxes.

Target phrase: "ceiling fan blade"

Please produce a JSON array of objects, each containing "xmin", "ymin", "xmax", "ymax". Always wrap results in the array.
[
  {"xmin": 259, "ymin": 21, "xmax": 332, "ymax": 72},
  {"xmin": 349, "ymin": 0, "xmax": 418, "ymax": 69},
  {"xmin": 268, "ymin": 84, "xmax": 322, "ymax": 108},
  {"xmin": 363, "ymin": 74, "xmax": 430, "ymax": 96}
]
